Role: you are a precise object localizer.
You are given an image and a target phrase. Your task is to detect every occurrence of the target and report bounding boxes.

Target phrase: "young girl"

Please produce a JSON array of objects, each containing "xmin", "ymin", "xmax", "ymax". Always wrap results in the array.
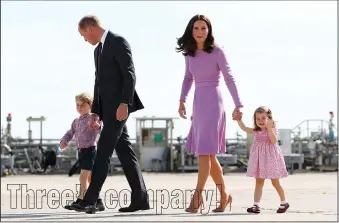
[{"xmin": 234, "ymin": 106, "xmax": 289, "ymax": 214}]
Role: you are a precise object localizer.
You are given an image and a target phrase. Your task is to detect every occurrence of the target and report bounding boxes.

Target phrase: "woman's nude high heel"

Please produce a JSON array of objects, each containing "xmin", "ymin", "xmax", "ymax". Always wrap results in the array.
[
  {"xmin": 185, "ymin": 193, "xmax": 204, "ymax": 213},
  {"xmin": 212, "ymin": 194, "xmax": 233, "ymax": 212}
]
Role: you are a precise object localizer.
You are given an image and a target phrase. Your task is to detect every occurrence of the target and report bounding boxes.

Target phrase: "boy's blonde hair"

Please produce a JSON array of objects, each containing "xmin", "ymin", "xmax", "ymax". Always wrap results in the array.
[{"xmin": 75, "ymin": 92, "xmax": 93, "ymax": 105}]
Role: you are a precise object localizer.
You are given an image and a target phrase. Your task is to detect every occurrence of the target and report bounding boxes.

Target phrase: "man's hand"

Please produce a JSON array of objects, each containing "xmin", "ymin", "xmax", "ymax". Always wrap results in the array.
[
  {"xmin": 60, "ymin": 141, "xmax": 67, "ymax": 150},
  {"xmin": 116, "ymin": 103, "xmax": 128, "ymax": 121}
]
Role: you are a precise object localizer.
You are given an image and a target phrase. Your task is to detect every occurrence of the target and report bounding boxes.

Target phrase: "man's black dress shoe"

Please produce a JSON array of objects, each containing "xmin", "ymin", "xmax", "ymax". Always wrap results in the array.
[
  {"xmin": 64, "ymin": 198, "xmax": 81, "ymax": 210},
  {"xmin": 71, "ymin": 200, "xmax": 90, "ymax": 212},
  {"xmin": 94, "ymin": 199, "xmax": 105, "ymax": 212},
  {"xmin": 118, "ymin": 201, "xmax": 150, "ymax": 212},
  {"xmin": 71, "ymin": 199, "xmax": 105, "ymax": 214}
]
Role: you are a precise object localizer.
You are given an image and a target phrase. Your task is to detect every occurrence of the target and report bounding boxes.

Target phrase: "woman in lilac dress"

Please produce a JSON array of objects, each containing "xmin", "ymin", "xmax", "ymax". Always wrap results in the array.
[{"xmin": 177, "ymin": 14, "xmax": 243, "ymax": 213}]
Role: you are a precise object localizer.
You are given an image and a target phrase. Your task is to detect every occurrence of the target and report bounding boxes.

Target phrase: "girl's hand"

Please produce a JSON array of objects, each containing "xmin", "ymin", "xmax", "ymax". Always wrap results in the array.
[{"xmin": 266, "ymin": 119, "xmax": 275, "ymax": 129}]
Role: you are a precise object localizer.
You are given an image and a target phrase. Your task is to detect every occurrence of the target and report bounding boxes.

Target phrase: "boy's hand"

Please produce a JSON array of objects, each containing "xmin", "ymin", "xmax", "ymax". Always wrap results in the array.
[
  {"xmin": 92, "ymin": 121, "xmax": 101, "ymax": 130},
  {"xmin": 60, "ymin": 141, "xmax": 67, "ymax": 150},
  {"xmin": 89, "ymin": 114, "xmax": 100, "ymax": 129}
]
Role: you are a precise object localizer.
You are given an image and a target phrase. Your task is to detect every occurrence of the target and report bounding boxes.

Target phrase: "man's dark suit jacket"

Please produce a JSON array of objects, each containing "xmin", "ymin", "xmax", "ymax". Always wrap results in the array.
[{"xmin": 92, "ymin": 31, "xmax": 144, "ymax": 121}]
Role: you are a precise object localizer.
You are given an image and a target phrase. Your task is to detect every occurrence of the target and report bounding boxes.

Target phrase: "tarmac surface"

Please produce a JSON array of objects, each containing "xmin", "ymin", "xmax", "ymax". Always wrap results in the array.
[{"xmin": 1, "ymin": 171, "xmax": 338, "ymax": 221}]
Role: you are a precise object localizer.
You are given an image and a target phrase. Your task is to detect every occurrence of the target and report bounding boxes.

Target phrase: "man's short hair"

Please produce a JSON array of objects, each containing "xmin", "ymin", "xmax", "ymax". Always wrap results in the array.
[{"xmin": 78, "ymin": 15, "xmax": 101, "ymax": 29}]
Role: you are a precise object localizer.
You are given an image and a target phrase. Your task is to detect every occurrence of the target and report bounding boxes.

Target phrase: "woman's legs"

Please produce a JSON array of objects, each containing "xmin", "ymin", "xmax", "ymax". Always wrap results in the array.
[
  {"xmin": 209, "ymin": 155, "xmax": 232, "ymax": 211},
  {"xmin": 186, "ymin": 155, "xmax": 211, "ymax": 213}
]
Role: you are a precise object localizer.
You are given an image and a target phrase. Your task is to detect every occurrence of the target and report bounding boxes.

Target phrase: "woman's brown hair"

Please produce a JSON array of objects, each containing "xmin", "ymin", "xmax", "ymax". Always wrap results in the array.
[{"xmin": 175, "ymin": 14, "xmax": 215, "ymax": 57}]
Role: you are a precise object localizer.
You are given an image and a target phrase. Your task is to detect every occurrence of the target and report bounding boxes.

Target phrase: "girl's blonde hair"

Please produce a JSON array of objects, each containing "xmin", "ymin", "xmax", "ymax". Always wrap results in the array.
[{"xmin": 253, "ymin": 106, "xmax": 274, "ymax": 131}]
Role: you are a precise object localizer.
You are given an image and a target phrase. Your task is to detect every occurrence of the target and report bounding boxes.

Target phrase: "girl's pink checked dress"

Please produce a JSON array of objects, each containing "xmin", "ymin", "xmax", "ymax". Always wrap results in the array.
[{"xmin": 246, "ymin": 129, "xmax": 288, "ymax": 179}]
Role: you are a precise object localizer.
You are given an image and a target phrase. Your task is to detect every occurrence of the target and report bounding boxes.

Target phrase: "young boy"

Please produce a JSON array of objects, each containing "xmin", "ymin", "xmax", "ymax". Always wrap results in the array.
[{"xmin": 60, "ymin": 93, "xmax": 102, "ymax": 210}]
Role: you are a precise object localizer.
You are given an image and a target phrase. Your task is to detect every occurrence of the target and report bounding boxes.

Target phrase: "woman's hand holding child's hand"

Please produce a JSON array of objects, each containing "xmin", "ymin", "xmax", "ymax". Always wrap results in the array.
[{"xmin": 232, "ymin": 109, "xmax": 242, "ymax": 121}]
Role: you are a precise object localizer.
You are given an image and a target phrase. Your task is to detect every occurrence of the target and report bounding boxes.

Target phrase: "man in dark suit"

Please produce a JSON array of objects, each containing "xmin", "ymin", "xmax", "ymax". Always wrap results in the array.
[{"xmin": 72, "ymin": 15, "xmax": 150, "ymax": 214}]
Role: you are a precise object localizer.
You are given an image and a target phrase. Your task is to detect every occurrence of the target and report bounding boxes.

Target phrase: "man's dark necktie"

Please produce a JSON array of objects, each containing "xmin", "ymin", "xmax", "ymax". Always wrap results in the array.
[
  {"xmin": 97, "ymin": 42, "xmax": 102, "ymax": 68},
  {"xmin": 96, "ymin": 42, "xmax": 103, "ymax": 108}
]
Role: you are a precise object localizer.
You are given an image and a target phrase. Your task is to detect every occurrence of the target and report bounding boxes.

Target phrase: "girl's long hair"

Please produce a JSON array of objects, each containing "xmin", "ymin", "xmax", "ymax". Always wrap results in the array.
[{"xmin": 253, "ymin": 106, "xmax": 274, "ymax": 131}]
